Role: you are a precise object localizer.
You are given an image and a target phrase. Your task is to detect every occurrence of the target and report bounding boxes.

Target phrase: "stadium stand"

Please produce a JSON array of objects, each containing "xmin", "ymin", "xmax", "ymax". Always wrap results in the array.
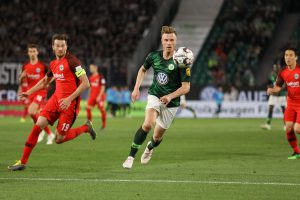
[
  {"xmin": 191, "ymin": 0, "xmax": 285, "ymax": 88},
  {"xmin": 0, "ymin": 0, "xmax": 160, "ymax": 85}
]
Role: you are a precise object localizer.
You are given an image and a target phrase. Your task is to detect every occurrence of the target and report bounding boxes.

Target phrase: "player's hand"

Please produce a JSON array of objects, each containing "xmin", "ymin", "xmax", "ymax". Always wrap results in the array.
[
  {"xmin": 131, "ymin": 89, "xmax": 140, "ymax": 103},
  {"xmin": 160, "ymin": 95, "xmax": 172, "ymax": 106},
  {"xmin": 59, "ymin": 97, "xmax": 71, "ymax": 110},
  {"xmin": 19, "ymin": 92, "xmax": 28, "ymax": 102},
  {"xmin": 96, "ymin": 95, "xmax": 101, "ymax": 102},
  {"xmin": 266, "ymin": 88, "xmax": 273, "ymax": 95}
]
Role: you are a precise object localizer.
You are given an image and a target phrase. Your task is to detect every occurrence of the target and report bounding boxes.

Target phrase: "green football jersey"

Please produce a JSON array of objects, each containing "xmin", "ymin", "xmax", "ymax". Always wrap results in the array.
[{"xmin": 143, "ymin": 50, "xmax": 191, "ymax": 107}]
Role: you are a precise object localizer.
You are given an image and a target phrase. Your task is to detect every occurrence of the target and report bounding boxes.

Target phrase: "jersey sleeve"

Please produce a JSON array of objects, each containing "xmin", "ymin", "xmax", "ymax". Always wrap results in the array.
[
  {"xmin": 46, "ymin": 61, "xmax": 53, "ymax": 77},
  {"xmin": 67, "ymin": 54, "xmax": 86, "ymax": 78},
  {"xmin": 179, "ymin": 67, "xmax": 191, "ymax": 82},
  {"xmin": 275, "ymin": 69, "xmax": 284, "ymax": 87},
  {"xmin": 100, "ymin": 75, "xmax": 106, "ymax": 86},
  {"xmin": 143, "ymin": 52, "xmax": 153, "ymax": 70}
]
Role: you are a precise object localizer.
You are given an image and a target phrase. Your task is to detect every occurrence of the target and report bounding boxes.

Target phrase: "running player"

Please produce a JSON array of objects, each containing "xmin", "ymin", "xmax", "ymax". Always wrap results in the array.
[
  {"xmin": 19, "ymin": 44, "xmax": 54, "ymax": 144},
  {"xmin": 86, "ymin": 64, "xmax": 106, "ymax": 129},
  {"xmin": 267, "ymin": 46, "xmax": 300, "ymax": 159},
  {"xmin": 122, "ymin": 26, "xmax": 191, "ymax": 169},
  {"xmin": 8, "ymin": 34, "xmax": 97, "ymax": 171}
]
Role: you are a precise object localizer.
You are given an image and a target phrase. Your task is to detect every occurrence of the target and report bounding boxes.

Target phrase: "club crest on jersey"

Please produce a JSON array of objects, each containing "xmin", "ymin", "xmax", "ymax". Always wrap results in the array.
[
  {"xmin": 168, "ymin": 64, "xmax": 175, "ymax": 70},
  {"xmin": 294, "ymin": 74, "xmax": 299, "ymax": 79},
  {"xmin": 36, "ymin": 67, "xmax": 40, "ymax": 73},
  {"xmin": 156, "ymin": 72, "xmax": 168, "ymax": 85},
  {"xmin": 59, "ymin": 65, "xmax": 64, "ymax": 71}
]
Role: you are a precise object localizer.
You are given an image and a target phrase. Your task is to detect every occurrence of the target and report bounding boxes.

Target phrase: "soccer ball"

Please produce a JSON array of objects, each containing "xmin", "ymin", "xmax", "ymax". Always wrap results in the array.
[{"xmin": 173, "ymin": 47, "xmax": 194, "ymax": 68}]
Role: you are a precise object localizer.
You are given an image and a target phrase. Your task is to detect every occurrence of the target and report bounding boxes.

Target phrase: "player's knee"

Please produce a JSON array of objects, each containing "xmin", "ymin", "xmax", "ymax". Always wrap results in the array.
[
  {"xmin": 143, "ymin": 122, "xmax": 154, "ymax": 132},
  {"xmin": 294, "ymin": 128, "xmax": 300, "ymax": 134}
]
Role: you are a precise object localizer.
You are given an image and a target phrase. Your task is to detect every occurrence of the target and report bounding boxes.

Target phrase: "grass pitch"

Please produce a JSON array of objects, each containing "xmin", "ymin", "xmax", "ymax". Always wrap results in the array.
[{"xmin": 0, "ymin": 116, "xmax": 300, "ymax": 200}]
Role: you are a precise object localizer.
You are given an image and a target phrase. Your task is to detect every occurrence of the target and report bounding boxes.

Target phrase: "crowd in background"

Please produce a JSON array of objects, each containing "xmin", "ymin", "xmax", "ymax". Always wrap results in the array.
[
  {"xmin": 192, "ymin": 0, "xmax": 285, "ymax": 88},
  {"xmin": 0, "ymin": 0, "xmax": 159, "ymax": 85}
]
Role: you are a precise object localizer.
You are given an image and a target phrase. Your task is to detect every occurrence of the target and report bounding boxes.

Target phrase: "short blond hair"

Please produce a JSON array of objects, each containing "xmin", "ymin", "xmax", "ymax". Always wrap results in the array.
[{"xmin": 161, "ymin": 26, "xmax": 177, "ymax": 36}]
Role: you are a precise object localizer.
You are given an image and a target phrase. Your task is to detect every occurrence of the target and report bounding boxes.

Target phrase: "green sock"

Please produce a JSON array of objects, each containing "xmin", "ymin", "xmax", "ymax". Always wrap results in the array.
[
  {"xmin": 129, "ymin": 127, "xmax": 148, "ymax": 157},
  {"xmin": 147, "ymin": 137, "xmax": 163, "ymax": 150},
  {"xmin": 266, "ymin": 118, "xmax": 271, "ymax": 125}
]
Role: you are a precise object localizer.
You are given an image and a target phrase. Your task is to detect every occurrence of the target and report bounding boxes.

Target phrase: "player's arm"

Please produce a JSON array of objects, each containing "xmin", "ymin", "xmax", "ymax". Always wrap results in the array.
[
  {"xmin": 267, "ymin": 85, "xmax": 281, "ymax": 95},
  {"xmin": 19, "ymin": 70, "xmax": 27, "ymax": 83},
  {"xmin": 59, "ymin": 72, "xmax": 90, "ymax": 110},
  {"xmin": 131, "ymin": 65, "xmax": 147, "ymax": 103},
  {"xmin": 19, "ymin": 76, "xmax": 52, "ymax": 101},
  {"xmin": 160, "ymin": 82, "xmax": 190, "ymax": 105},
  {"xmin": 97, "ymin": 85, "xmax": 105, "ymax": 102},
  {"xmin": 96, "ymin": 77, "xmax": 106, "ymax": 102},
  {"xmin": 267, "ymin": 70, "xmax": 283, "ymax": 95}
]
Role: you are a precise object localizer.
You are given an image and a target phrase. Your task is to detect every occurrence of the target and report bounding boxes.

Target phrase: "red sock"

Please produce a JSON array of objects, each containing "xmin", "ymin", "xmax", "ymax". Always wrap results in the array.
[
  {"xmin": 86, "ymin": 108, "xmax": 92, "ymax": 121},
  {"xmin": 60, "ymin": 125, "xmax": 88, "ymax": 143},
  {"xmin": 286, "ymin": 129, "xmax": 300, "ymax": 153},
  {"xmin": 21, "ymin": 125, "xmax": 42, "ymax": 164},
  {"xmin": 98, "ymin": 106, "xmax": 106, "ymax": 128},
  {"xmin": 44, "ymin": 126, "xmax": 52, "ymax": 135},
  {"xmin": 22, "ymin": 107, "xmax": 28, "ymax": 118},
  {"xmin": 30, "ymin": 114, "xmax": 39, "ymax": 123}
]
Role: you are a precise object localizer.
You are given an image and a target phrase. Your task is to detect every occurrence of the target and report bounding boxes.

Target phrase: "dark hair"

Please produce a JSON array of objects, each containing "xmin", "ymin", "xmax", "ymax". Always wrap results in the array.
[
  {"xmin": 52, "ymin": 34, "xmax": 68, "ymax": 44},
  {"xmin": 27, "ymin": 43, "xmax": 38, "ymax": 49},
  {"xmin": 283, "ymin": 44, "xmax": 298, "ymax": 55},
  {"xmin": 161, "ymin": 26, "xmax": 177, "ymax": 36}
]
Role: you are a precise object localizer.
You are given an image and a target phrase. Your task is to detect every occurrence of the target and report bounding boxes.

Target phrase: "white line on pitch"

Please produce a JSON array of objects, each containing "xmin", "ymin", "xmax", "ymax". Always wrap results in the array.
[{"xmin": 0, "ymin": 177, "xmax": 300, "ymax": 186}]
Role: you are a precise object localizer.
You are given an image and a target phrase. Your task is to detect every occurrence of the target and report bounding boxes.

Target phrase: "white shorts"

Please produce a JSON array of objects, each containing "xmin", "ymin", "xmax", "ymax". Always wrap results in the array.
[
  {"xmin": 268, "ymin": 95, "xmax": 286, "ymax": 107},
  {"xmin": 146, "ymin": 95, "xmax": 178, "ymax": 129}
]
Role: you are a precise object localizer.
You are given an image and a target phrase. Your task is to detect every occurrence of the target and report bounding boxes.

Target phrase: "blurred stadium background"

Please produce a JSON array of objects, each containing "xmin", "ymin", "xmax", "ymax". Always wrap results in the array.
[
  {"xmin": 1, "ymin": 0, "xmax": 300, "ymax": 118},
  {"xmin": 1, "ymin": 1, "xmax": 300, "ymax": 199}
]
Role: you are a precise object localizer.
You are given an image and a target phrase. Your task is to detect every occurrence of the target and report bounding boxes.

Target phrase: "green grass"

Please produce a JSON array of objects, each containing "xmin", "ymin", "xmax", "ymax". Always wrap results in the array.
[{"xmin": 0, "ymin": 116, "xmax": 300, "ymax": 200}]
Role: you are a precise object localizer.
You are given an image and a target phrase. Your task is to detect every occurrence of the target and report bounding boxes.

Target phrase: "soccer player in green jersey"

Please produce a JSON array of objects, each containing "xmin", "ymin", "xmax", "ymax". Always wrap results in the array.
[
  {"xmin": 261, "ymin": 64, "xmax": 287, "ymax": 130},
  {"xmin": 122, "ymin": 26, "xmax": 191, "ymax": 169}
]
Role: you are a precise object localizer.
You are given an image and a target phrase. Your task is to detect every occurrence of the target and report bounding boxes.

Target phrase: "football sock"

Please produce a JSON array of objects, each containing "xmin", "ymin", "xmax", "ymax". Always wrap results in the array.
[
  {"xmin": 86, "ymin": 107, "xmax": 92, "ymax": 121},
  {"xmin": 60, "ymin": 125, "xmax": 88, "ymax": 143},
  {"xmin": 129, "ymin": 126, "xmax": 148, "ymax": 157},
  {"xmin": 286, "ymin": 129, "xmax": 300, "ymax": 153},
  {"xmin": 44, "ymin": 126, "xmax": 52, "ymax": 135},
  {"xmin": 30, "ymin": 114, "xmax": 39, "ymax": 123},
  {"xmin": 22, "ymin": 107, "xmax": 28, "ymax": 118},
  {"xmin": 98, "ymin": 105, "xmax": 106, "ymax": 128},
  {"xmin": 266, "ymin": 106, "xmax": 273, "ymax": 124},
  {"xmin": 147, "ymin": 137, "xmax": 163, "ymax": 150},
  {"xmin": 21, "ymin": 125, "xmax": 42, "ymax": 164},
  {"xmin": 186, "ymin": 106, "xmax": 197, "ymax": 118}
]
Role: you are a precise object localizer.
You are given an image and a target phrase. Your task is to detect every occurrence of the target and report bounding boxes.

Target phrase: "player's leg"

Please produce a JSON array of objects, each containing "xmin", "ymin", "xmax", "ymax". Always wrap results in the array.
[
  {"xmin": 8, "ymin": 116, "xmax": 49, "ymax": 171},
  {"xmin": 86, "ymin": 98, "xmax": 95, "ymax": 121},
  {"xmin": 122, "ymin": 108, "xmax": 157, "ymax": 169},
  {"xmin": 261, "ymin": 96, "xmax": 275, "ymax": 130},
  {"xmin": 55, "ymin": 112, "xmax": 96, "ymax": 144},
  {"xmin": 141, "ymin": 106, "xmax": 178, "ymax": 164},
  {"xmin": 97, "ymin": 101, "xmax": 106, "ymax": 129},
  {"xmin": 29, "ymin": 96, "xmax": 54, "ymax": 141},
  {"xmin": 284, "ymin": 106, "xmax": 300, "ymax": 159},
  {"xmin": 122, "ymin": 95, "xmax": 159, "ymax": 169},
  {"xmin": 186, "ymin": 106, "xmax": 197, "ymax": 118}
]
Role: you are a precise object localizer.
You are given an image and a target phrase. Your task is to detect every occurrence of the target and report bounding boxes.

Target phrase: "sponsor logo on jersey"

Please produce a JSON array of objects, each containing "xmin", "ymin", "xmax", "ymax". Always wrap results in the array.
[
  {"xmin": 91, "ymin": 80, "xmax": 99, "ymax": 87},
  {"xmin": 36, "ymin": 67, "xmax": 41, "ymax": 73},
  {"xmin": 168, "ymin": 64, "xmax": 175, "ymax": 70},
  {"xmin": 287, "ymin": 81, "xmax": 299, "ymax": 87},
  {"xmin": 53, "ymin": 73, "xmax": 65, "ymax": 80},
  {"xmin": 27, "ymin": 74, "xmax": 40, "ymax": 79},
  {"xmin": 59, "ymin": 65, "xmax": 64, "ymax": 71},
  {"xmin": 156, "ymin": 72, "xmax": 168, "ymax": 85},
  {"xmin": 294, "ymin": 74, "xmax": 299, "ymax": 79}
]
